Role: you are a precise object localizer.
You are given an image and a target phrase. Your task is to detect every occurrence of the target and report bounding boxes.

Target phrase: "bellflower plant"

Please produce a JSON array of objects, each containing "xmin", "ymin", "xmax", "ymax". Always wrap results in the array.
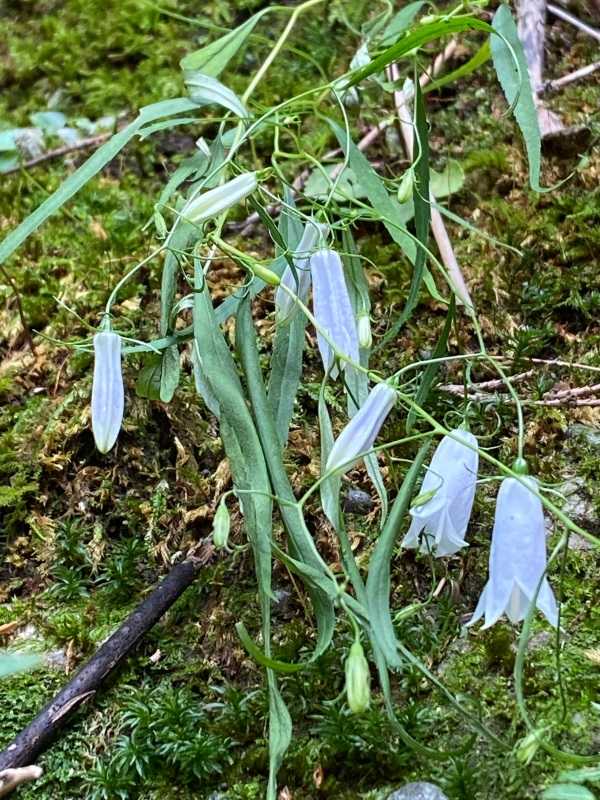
[
  {"xmin": 326, "ymin": 382, "xmax": 397, "ymax": 474},
  {"xmin": 310, "ymin": 248, "xmax": 359, "ymax": 377},
  {"xmin": 402, "ymin": 428, "xmax": 478, "ymax": 556},
  {"xmin": 91, "ymin": 331, "xmax": 124, "ymax": 454},
  {"xmin": 468, "ymin": 475, "xmax": 558, "ymax": 629}
]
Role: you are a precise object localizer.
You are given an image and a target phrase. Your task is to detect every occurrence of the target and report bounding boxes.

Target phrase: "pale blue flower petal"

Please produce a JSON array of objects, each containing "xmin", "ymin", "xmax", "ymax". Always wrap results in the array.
[
  {"xmin": 326, "ymin": 382, "xmax": 396, "ymax": 474},
  {"xmin": 310, "ymin": 248, "xmax": 359, "ymax": 376}
]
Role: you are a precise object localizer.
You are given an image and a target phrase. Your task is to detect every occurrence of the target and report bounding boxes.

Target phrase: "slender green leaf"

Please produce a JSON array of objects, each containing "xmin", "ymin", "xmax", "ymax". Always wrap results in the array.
[
  {"xmin": 135, "ymin": 354, "xmax": 163, "ymax": 401},
  {"xmin": 236, "ymin": 622, "xmax": 305, "ymax": 673},
  {"xmin": 236, "ymin": 297, "xmax": 336, "ymax": 660},
  {"xmin": 267, "ymin": 672, "xmax": 292, "ymax": 800},
  {"xmin": 267, "ymin": 312, "xmax": 306, "ymax": 447},
  {"xmin": 424, "ymin": 40, "xmax": 491, "ymax": 94},
  {"xmin": 558, "ymin": 768, "xmax": 600, "ymax": 784},
  {"xmin": 348, "ymin": 17, "xmax": 492, "ymax": 86},
  {"xmin": 406, "ymin": 296, "xmax": 455, "ymax": 433},
  {"xmin": 366, "ymin": 441, "xmax": 431, "ymax": 667},
  {"xmin": 380, "ymin": 1, "xmax": 426, "ymax": 46},
  {"xmin": 491, "ymin": 5, "xmax": 542, "ymax": 191},
  {"xmin": 180, "ymin": 12, "xmax": 264, "ymax": 75},
  {"xmin": 329, "ymin": 118, "xmax": 416, "ymax": 262}
]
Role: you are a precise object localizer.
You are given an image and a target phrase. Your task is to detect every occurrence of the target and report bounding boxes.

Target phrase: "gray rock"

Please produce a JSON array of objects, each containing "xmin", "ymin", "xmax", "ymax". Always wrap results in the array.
[
  {"xmin": 271, "ymin": 588, "xmax": 292, "ymax": 617},
  {"xmin": 45, "ymin": 649, "xmax": 68, "ymax": 671},
  {"xmin": 342, "ymin": 488, "xmax": 374, "ymax": 515},
  {"xmin": 558, "ymin": 477, "xmax": 597, "ymax": 543},
  {"xmin": 387, "ymin": 783, "xmax": 448, "ymax": 800}
]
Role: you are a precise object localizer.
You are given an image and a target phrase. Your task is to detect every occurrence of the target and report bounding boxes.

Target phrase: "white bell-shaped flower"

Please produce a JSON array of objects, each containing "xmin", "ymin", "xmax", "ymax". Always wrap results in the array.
[
  {"xmin": 275, "ymin": 220, "xmax": 326, "ymax": 324},
  {"xmin": 310, "ymin": 248, "xmax": 359, "ymax": 376},
  {"xmin": 468, "ymin": 476, "xmax": 558, "ymax": 629},
  {"xmin": 402, "ymin": 428, "xmax": 478, "ymax": 557},
  {"xmin": 326, "ymin": 382, "xmax": 397, "ymax": 474}
]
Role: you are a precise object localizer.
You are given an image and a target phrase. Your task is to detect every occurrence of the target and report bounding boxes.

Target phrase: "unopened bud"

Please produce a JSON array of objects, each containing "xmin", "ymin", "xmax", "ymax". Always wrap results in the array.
[
  {"xmin": 357, "ymin": 313, "xmax": 372, "ymax": 349},
  {"xmin": 181, "ymin": 172, "xmax": 257, "ymax": 225},
  {"xmin": 397, "ymin": 170, "xmax": 414, "ymax": 203},
  {"xmin": 345, "ymin": 639, "xmax": 371, "ymax": 714},
  {"xmin": 91, "ymin": 331, "xmax": 124, "ymax": 454},
  {"xmin": 212, "ymin": 499, "xmax": 231, "ymax": 550}
]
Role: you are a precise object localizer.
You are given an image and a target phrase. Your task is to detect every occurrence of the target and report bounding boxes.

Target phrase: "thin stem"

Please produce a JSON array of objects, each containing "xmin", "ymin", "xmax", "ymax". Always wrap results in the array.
[{"xmin": 242, "ymin": 0, "xmax": 327, "ymax": 103}]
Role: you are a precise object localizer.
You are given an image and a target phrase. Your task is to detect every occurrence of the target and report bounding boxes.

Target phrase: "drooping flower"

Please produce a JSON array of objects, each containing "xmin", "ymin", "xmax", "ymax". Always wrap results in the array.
[
  {"xmin": 91, "ymin": 331, "xmax": 124, "ymax": 454},
  {"xmin": 181, "ymin": 172, "xmax": 257, "ymax": 225},
  {"xmin": 402, "ymin": 428, "xmax": 478, "ymax": 557},
  {"xmin": 310, "ymin": 248, "xmax": 359, "ymax": 375},
  {"xmin": 275, "ymin": 221, "xmax": 325, "ymax": 324},
  {"xmin": 345, "ymin": 639, "xmax": 371, "ymax": 714},
  {"xmin": 468, "ymin": 475, "xmax": 558, "ymax": 629},
  {"xmin": 326, "ymin": 382, "xmax": 397, "ymax": 474}
]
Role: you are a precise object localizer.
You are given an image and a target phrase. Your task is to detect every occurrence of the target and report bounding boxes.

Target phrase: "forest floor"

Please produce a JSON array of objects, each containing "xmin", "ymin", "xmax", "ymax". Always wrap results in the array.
[{"xmin": 0, "ymin": 1, "xmax": 599, "ymax": 799}]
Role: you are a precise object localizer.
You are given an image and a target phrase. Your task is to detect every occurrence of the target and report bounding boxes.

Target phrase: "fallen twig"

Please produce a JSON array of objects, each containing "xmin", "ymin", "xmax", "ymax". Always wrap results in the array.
[
  {"xmin": 548, "ymin": 2, "xmax": 600, "ymax": 42},
  {"xmin": 542, "ymin": 60, "xmax": 600, "ymax": 92},
  {"xmin": 2, "ymin": 134, "xmax": 113, "ymax": 176},
  {"xmin": 0, "ymin": 766, "xmax": 43, "ymax": 798},
  {"xmin": 386, "ymin": 61, "xmax": 473, "ymax": 307},
  {"xmin": 0, "ymin": 542, "xmax": 215, "ymax": 783}
]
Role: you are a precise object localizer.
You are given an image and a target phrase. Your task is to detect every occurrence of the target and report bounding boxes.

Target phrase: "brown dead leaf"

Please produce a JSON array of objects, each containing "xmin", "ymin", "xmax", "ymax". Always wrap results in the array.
[
  {"xmin": 184, "ymin": 505, "xmax": 211, "ymax": 524},
  {"xmin": 89, "ymin": 219, "xmax": 108, "ymax": 240},
  {"xmin": 313, "ymin": 765, "xmax": 324, "ymax": 789},
  {"xmin": 214, "ymin": 458, "xmax": 231, "ymax": 498},
  {"xmin": 0, "ymin": 621, "xmax": 19, "ymax": 637}
]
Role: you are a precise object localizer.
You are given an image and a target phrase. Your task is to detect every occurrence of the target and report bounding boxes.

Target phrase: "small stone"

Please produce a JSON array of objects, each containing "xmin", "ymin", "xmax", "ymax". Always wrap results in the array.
[
  {"xmin": 342, "ymin": 488, "xmax": 374, "ymax": 515},
  {"xmin": 45, "ymin": 649, "xmax": 68, "ymax": 671},
  {"xmin": 271, "ymin": 588, "xmax": 292, "ymax": 618},
  {"xmin": 387, "ymin": 782, "xmax": 448, "ymax": 800}
]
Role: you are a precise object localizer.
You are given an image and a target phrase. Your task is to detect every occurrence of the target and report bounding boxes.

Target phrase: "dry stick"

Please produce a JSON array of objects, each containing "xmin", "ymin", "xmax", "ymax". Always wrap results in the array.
[
  {"xmin": 386, "ymin": 61, "xmax": 473, "ymax": 308},
  {"xmin": 0, "ymin": 543, "xmax": 214, "ymax": 783},
  {"xmin": 543, "ymin": 60, "xmax": 600, "ymax": 91},
  {"xmin": 232, "ymin": 41, "xmax": 458, "ymax": 234},
  {"xmin": 2, "ymin": 133, "xmax": 112, "ymax": 175},
  {"xmin": 547, "ymin": 2, "xmax": 600, "ymax": 42},
  {"xmin": 0, "ymin": 766, "xmax": 43, "ymax": 798}
]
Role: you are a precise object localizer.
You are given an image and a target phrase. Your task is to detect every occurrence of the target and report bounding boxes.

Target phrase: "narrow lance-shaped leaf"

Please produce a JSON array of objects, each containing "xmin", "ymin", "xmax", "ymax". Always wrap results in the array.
[
  {"xmin": 366, "ymin": 441, "xmax": 431, "ymax": 667},
  {"xmin": 180, "ymin": 11, "xmax": 266, "ymax": 75},
  {"xmin": 491, "ymin": 5, "xmax": 542, "ymax": 191}
]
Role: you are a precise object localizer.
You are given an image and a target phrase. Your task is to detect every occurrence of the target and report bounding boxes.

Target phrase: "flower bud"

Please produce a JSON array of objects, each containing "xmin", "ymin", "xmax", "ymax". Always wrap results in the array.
[
  {"xmin": 345, "ymin": 639, "xmax": 370, "ymax": 714},
  {"xmin": 212, "ymin": 499, "xmax": 231, "ymax": 550},
  {"xmin": 397, "ymin": 170, "xmax": 414, "ymax": 203},
  {"xmin": 357, "ymin": 312, "xmax": 372, "ymax": 349},
  {"xmin": 326, "ymin": 382, "xmax": 396, "ymax": 474},
  {"xmin": 91, "ymin": 331, "xmax": 124, "ymax": 454},
  {"xmin": 181, "ymin": 172, "xmax": 257, "ymax": 225},
  {"xmin": 251, "ymin": 263, "xmax": 280, "ymax": 286},
  {"xmin": 310, "ymin": 248, "xmax": 360, "ymax": 376}
]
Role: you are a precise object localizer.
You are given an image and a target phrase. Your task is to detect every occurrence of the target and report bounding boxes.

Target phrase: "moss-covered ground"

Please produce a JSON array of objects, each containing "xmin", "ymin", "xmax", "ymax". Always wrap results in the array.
[{"xmin": 1, "ymin": 1, "xmax": 599, "ymax": 798}]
